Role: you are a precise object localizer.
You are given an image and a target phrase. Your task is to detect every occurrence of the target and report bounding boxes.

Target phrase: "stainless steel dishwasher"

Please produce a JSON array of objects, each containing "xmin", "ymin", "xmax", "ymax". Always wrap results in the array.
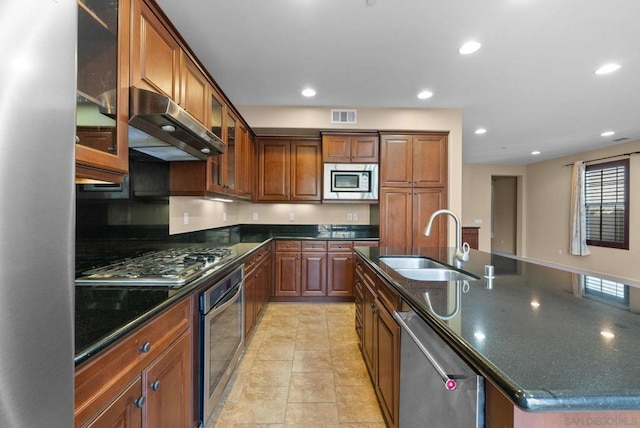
[{"xmin": 394, "ymin": 310, "xmax": 485, "ymax": 428}]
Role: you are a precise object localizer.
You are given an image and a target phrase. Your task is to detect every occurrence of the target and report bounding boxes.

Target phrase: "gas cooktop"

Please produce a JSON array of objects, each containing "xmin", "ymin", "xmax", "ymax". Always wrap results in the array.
[{"xmin": 75, "ymin": 247, "xmax": 235, "ymax": 287}]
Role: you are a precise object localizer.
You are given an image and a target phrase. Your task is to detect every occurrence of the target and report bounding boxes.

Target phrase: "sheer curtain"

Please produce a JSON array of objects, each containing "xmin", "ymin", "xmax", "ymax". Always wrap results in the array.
[{"xmin": 570, "ymin": 160, "xmax": 590, "ymax": 256}]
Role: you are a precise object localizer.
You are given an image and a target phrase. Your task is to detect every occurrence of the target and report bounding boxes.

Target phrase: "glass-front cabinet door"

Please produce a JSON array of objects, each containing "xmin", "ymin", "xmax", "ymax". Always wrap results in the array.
[
  {"xmin": 225, "ymin": 113, "xmax": 237, "ymax": 192},
  {"xmin": 207, "ymin": 91, "xmax": 226, "ymax": 191},
  {"xmin": 76, "ymin": 0, "xmax": 129, "ymax": 182}
]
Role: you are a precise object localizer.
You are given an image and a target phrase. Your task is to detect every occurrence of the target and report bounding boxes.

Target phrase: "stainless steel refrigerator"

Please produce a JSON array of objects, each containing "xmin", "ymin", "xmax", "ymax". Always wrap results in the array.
[{"xmin": 0, "ymin": 1, "xmax": 75, "ymax": 426}]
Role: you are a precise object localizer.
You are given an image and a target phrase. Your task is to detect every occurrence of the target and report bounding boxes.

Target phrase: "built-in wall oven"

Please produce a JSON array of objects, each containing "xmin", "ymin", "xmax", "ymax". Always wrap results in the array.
[{"xmin": 199, "ymin": 265, "xmax": 244, "ymax": 427}]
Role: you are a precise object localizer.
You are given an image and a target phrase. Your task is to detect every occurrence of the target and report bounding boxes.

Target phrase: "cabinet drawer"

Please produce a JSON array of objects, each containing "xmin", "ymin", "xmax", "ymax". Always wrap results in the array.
[
  {"xmin": 376, "ymin": 276, "xmax": 401, "ymax": 313},
  {"xmin": 276, "ymin": 240, "xmax": 301, "ymax": 252},
  {"xmin": 328, "ymin": 240, "xmax": 352, "ymax": 252},
  {"xmin": 301, "ymin": 240, "xmax": 327, "ymax": 252},
  {"xmin": 75, "ymin": 297, "xmax": 191, "ymax": 425}
]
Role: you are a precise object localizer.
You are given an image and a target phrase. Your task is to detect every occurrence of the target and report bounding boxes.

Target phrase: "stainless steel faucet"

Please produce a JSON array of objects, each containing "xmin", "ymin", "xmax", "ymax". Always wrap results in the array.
[{"xmin": 424, "ymin": 209, "xmax": 470, "ymax": 266}]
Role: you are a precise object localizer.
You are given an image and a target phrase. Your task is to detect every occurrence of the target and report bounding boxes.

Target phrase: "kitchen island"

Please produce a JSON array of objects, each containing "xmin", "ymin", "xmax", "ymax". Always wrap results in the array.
[{"xmin": 355, "ymin": 246, "xmax": 640, "ymax": 426}]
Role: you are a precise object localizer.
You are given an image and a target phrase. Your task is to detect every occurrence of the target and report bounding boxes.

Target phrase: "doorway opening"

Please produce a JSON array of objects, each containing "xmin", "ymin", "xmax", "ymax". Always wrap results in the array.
[{"xmin": 491, "ymin": 176, "xmax": 522, "ymax": 255}]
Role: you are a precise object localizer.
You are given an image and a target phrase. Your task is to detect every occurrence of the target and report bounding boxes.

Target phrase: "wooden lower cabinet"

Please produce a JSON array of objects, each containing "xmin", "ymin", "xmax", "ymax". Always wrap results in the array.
[
  {"xmin": 244, "ymin": 244, "xmax": 272, "ymax": 337},
  {"xmin": 274, "ymin": 249, "xmax": 301, "ymax": 297},
  {"xmin": 327, "ymin": 251, "xmax": 353, "ymax": 296},
  {"xmin": 273, "ymin": 240, "xmax": 376, "ymax": 299},
  {"xmin": 144, "ymin": 331, "xmax": 192, "ymax": 428},
  {"xmin": 84, "ymin": 377, "xmax": 143, "ymax": 428},
  {"xmin": 355, "ymin": 255, "xmax": 400, "ymax": 428},
  {"xmin": 301, "ymin": 251, "xmax": 327, "ymax": 296},
  {"xmin": 75, "ymin": 298, "xmax": 192, "ymax": 428},
  {"xmin": 374, "ymin": 298, "xmax": 400, "ymax": 428}
]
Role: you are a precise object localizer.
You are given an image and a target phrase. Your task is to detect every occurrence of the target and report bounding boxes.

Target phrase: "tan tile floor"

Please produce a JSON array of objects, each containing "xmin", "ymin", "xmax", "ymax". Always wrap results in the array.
[{"xmin": 207, "ymin": 302, "xmax": 386, "ymax": 428}]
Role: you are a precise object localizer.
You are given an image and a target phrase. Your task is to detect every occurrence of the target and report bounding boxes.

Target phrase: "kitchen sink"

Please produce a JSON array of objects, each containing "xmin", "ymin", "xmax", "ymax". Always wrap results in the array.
[
  {"xmin": 379, "ymin": 256, "xmax": 449, "ymax": 269},
  {"xmin": 379, "ymin": 256, "xmax": 479, "ymax": 282},
  {"xmin": 393, "ymin": 268, "xmax": 478, "ymax": 282}
]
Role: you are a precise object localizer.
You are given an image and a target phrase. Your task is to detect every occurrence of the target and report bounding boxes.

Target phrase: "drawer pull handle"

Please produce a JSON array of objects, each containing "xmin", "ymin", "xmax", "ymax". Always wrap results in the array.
[
  {"xmin": 134, "ymin": 396, "xmax": 145, "ymax": 408},
  {"xmin": 140, "ymin": 342, "xmax": 152, "ymax": 353},
  {"xmin": 151, "ymin": 380, "xmax": 161, "ymax": 391}
]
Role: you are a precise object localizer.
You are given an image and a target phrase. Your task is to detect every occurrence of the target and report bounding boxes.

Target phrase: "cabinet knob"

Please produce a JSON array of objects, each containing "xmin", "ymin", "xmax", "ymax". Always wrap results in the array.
[
  {"xmin": 151, "ymin": 380, "xmax": 161, "ymax": 391},
  {"xmin": 134, "ymin": 396, "xmax": 145, "ymax": 408},
  {"xmin": 140, "ymin": 342, "xmax": 152, "ymax": 353}
]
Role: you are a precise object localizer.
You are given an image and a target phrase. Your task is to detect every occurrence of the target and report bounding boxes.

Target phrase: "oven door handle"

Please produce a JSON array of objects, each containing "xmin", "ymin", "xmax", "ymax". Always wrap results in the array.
[{"xmin": 207, "ymin": 281, "xmax": 243, "ymax": 319}]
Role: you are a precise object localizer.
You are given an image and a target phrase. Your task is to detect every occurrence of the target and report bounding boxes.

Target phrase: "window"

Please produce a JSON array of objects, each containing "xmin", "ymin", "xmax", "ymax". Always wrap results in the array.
[{"xmin": 585, "ymin": 159, "xmax": 629, "ymax": 249}]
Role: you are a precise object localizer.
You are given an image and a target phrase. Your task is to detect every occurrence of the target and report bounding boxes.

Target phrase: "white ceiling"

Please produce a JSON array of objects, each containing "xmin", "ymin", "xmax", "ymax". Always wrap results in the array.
[{"xmin": 155, "ymin": 0, "xmax": 640, "ymax": 164}]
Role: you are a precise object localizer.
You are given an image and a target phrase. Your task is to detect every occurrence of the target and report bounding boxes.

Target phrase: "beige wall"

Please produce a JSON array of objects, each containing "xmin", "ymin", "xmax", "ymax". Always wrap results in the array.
[
  {"xmin": 170, "ymin": 106, "xmax": 463, "ymax": 246},
  {"xmin": 462, "ymin": 164, "xmax": 527, "ymax": 253},
  {"xmin": 463, "ymin": 139, "xmax": 640, "ymax": 283},
  {"xmin": 525, "ymin": 140, "xmax": 640, "ymax": 283}
]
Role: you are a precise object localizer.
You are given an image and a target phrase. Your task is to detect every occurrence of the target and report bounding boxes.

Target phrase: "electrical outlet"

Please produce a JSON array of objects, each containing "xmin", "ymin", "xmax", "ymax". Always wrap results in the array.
[
  {"xmin": 353, "ymin": 213, "xmax": 358, "ymax": 221},
  {"xmin": 289, "ymin": 212, "xmax": 295, "ymax": 221},
  {"xmin": 252, "ymin": 212, "xmax": 259, "ymax": 221},
  {"xmin": 474, "ymin": 218, "xmax": 483, "ymax": 225},
  {"xmin": 347, "ymin": 213, "xmax": 353, "ymax": 221},
  {"xmin": 223, "ymin": 212, "xmax": 227, "ymax": 222},
  {"xmin": 183, "ymin": 212, "xmax": 189, "ymax": 225}
]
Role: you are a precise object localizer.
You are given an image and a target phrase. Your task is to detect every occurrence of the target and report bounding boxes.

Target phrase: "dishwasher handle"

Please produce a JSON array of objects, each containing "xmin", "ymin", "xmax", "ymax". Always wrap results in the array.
[{"xmin": 393, "ymin": 311, "xmax": 459, "ymax": 391}]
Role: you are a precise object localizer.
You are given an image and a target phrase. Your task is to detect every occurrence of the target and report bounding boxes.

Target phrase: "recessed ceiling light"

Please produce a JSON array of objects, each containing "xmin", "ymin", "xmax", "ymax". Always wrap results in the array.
[
  {"xmin": 301, "ymin": 88, "xmax": 316, "ymax": 97},
  {"xmin": 475, "ymin": 128, "xmax": 487, "ymax": 135},
  {"xmin": 417, "ymin": 90, "xmax": 433, "ymax": 99},
  {"xmin": 601, "ymin": 131, "xmax": 615, "ymax": 137},
  {"xmin": 531, "ymin": 151, "xmax": 541, "ymax": 156},
  {"xmin": 595, "ymin": 64, "xmax": 621, "ymax": 75},
  {"xmin": 458, "ymin": 41, "xmax": 481, "ymax": 55}
]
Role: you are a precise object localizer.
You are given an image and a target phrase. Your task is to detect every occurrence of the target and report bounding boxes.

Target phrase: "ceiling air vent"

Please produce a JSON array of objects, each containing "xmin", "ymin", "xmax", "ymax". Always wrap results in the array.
[
  {"xmin": 331, "ymin": 109, "xmax": 357, "ymax": 124},
  {"xmin": 613, "ymin": 137, "xmax": 629, "ymax": 142}
]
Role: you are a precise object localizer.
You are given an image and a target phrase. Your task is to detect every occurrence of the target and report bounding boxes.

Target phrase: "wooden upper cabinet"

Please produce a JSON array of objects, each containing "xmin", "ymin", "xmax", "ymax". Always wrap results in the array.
[
  {"xmin": 380, "ymin": 133, "xmax": 447, "ymax": 188},
  {"xmin": 291, "ymin": 140, "xmax": 322, "ymax": 201},
  {"xmin": 257, "ymin": 138, "xmax": 321, "ymax": 202},
  {"xmin": 322, "ymin": 134, "xmax": 379, "ymax": 163},
  {"xmin": 76, "ymin": 0, "xmax": 130, "ymax": 182},
  {"xmin": 131, "ymin": 0, "xmax": 181, "ymax": 100},
  {"xmin": 180, "ymin": 52, "xmax": 208, "ymax": 125},
  {"xmin": 257, "ymin": 139, "xmax": 290, "ymax": 201},
  {"xmin": 412, "ymin": 134, "xmax": 448, "ymax": 187},
  {"xmin": 380, "ymin": 135, "xmax": 412, "ymax": 187}
]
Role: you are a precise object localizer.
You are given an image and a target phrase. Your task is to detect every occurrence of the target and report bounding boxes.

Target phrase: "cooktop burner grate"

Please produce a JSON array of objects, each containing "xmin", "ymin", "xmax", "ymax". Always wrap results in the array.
[{"xmin": 75, "ymin": 247, "xmax": 235, "ymax": 287}]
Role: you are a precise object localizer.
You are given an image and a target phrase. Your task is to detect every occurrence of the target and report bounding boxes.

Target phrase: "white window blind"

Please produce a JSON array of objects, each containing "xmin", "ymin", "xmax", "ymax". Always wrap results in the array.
[{"xmin": 585, "ymin": 159, "xmax": 629, "ymax": 249}]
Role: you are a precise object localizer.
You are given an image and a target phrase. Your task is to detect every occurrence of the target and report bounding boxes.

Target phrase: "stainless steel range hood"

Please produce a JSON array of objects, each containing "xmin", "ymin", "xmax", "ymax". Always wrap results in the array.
[{"xmin": 128, "ymin": 87, "xmax": 225, "ymax": 161}]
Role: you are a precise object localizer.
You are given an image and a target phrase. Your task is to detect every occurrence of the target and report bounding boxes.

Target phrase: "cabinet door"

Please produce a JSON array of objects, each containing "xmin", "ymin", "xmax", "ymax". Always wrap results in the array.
[
  {"xmin": 301, "ymin": 252, "xmax": 327, "ymax": 296},
  {"xmin": 361, "ymin": 280, "xmax": 376, "ymax": 377},
  {"xmin": 274, "ymin": 252, "xmax": 301, "ymax": 296},
  {"xmin": 379, "ymin": 188, "xmax": 412, "ymax": 249},
  {"xmin": 258, "ymin": 139, "xmax": 290, "ymax": 201},
  {"xmin": 83, "ymin": 377, "xmax": 143, "ymax": 428},
  {"xmin": 351, "ymin": 135, "xmax": 379, "ymax": 163},
  {"xmin": 290, "ymin": 140, "xmax": 322, "ymax": 201},
  {"xmin": 144, "ymin": 332, "xmax": 192, "ymax": 428},
  {"xmin": 327, "ymin": 252, "xmax": 354, "ymax": 297},
  {"xmin": 244, "ymin": 270, "xmax": 257, "ymax": 337},
  {"xmin": 131, "ymin": 0, "xmax": 181, "ymax": 100},
  {"xmin": 322, "ymin": 135, "xmax": 351, "ymax": 162},
  {"xmin": 180, "ymin": 53, "xmax": 208, "ymax": 125},
  {"xmin": 412, "ymin": 134, "xmax": 448, "ymax": 187},
  {"xmin": 413, "ymin": 187, "xmax": 447, "ymax": 248},
  {"xmin": 76, "ymin": 0, "xmax": 129, "ymax": 180},
  {"xmin": 380, "ymin": 135, "xmax": 412, "ymax": 187},
  {"xmin": 375, "ymin": 300, "xmax": 400, "ymax": 428},
  {"xmin": 235, "ymin": 125, "xmax": 252, "ymax": 198}
]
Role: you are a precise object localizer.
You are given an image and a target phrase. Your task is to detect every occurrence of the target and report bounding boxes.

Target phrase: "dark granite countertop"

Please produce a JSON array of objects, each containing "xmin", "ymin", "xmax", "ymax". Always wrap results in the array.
[
  {"xmin": 75, "ymin": 224, "xmax": 378, "ymax": 366},
  {"xmin": 354, "ymin": 246, "xmax": 640, "ymax": 412}
]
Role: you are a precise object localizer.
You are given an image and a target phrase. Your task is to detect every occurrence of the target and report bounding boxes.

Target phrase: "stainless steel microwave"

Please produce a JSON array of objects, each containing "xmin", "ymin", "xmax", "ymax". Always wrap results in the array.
[{"xmin": 323, "ymin": 163, "xmax": 379, "ymax": 201}]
